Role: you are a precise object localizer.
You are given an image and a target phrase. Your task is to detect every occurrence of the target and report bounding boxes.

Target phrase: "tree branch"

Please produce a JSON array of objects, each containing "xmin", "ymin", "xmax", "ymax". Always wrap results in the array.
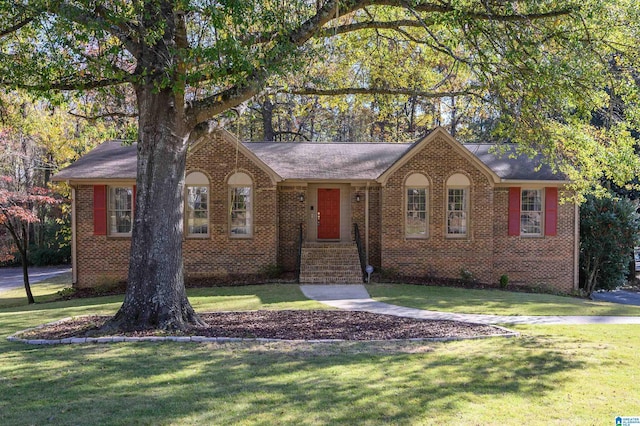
[
  {"xmin": 68, "ymin": 111, "xmax": 138, "ymax": 121},
  {"xmin": 376, "ymin": 0, "xmax": 575, "ymax": 22},
  {"xmin": 1, "ymin": 77, "xmax": 133, "ymax": 92},
  {"xmin": 287, "ymin": 86, "xmax": 483, "ymax": 98},
  {"xmin": 316, "ymin": 19, "xmax": 426, "ymax": 37},
  {"xmin": 0, "ymin": 17, "xmax": 36, "ymax": 37},
  {"xmin": 55, "ymin": 2, "xmax": 142, "ymax": 59},
  {"xmin": 188, "ymin": 0, "xmax": 362, "ymax": 125},
  {"xmin": 187, "ymin": 0, "xmax": 575, "ymax": 127},
  {"xmin": 275, "ymin": 130, "xmax": 311, "ymax": 141}
]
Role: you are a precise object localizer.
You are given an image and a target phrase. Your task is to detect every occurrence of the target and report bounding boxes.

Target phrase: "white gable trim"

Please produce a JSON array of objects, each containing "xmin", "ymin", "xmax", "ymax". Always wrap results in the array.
[{"xmin": 377, "ymin": 127, "xmax": 500, "ymax": 186}]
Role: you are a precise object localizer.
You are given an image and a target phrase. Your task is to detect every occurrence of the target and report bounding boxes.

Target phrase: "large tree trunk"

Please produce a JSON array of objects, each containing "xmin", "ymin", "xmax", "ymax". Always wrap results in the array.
[{"xmin": 104, "ymin": 86, "xmax": 205, "ymax": 331}]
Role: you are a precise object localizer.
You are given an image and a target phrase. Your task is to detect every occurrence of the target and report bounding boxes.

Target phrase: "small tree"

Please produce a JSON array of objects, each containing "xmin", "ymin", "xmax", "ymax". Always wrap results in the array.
[
  {"xmin": 580, "ymin": 193, "xmax": 640, "ymax": 296},
  {"xmin": 0, "ymin": 176, "xmax": 59, "ymax": 304}
]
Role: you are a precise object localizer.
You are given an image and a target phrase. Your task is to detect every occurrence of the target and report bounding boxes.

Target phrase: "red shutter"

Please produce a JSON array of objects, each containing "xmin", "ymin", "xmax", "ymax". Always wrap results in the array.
[
  {"xmin": 508, "ymin": 187, "xmax": 521, "ymax": 236},
  {"xmin": 93, "ymin": 185, "xmax": 107, "ymax": 235},
  {"xmin": 545, "ymin": 187, "xmax": 558, "ymax": 236}
]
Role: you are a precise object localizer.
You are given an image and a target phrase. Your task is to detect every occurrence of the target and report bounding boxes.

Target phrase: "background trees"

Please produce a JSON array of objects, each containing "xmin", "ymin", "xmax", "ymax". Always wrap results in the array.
[
  {"xmin": 0, "ymin": 91, "xmax": 124, "ymax": 302},
  {"xmin": 0, "ymin": 176, "xmax": 59, "ymax": 304},
  {"xmin": 2, "ymin": 1, "xmax": 640, "ymax": 328}
]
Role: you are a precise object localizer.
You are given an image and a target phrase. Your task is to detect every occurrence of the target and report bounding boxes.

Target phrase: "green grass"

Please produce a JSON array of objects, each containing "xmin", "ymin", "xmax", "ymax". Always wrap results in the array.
[
  {"xmin": 2, "ymin": 275, "xmax": 640, "ymax": 425},
  {"xmin": 367, "ymin": 283, "xmax": 640, "ymax": 316}
]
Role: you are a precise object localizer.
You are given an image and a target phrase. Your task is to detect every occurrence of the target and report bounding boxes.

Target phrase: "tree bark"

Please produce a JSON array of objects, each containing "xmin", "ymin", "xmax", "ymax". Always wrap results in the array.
[
  {"xmin": 20, "ymin": 225, "xmax": 34, "ymax": 304},
  {"xmin": 262, "ymin": 99, "xmax": 276, "ymax": 142},
  {"xmin": 103, "ymin": 85, "xmax": 205, "ymax": 331}
]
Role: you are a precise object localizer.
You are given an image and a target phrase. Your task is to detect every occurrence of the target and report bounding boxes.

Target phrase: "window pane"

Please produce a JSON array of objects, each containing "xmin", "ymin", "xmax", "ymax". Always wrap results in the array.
[
  {"xmin": 230, "ymin": 186, "xmax": 252, "ymax": 236},
  {"xmin": 447, "ymin": 188, "xmax": 467, "ymax": 235},
  {"xmin": 521, "ymin": 189, "xmax": 542, "ymax": 212},
  {"xmin": 109, "ymin": 187, "xmax": 132, "ymax": 234},
  {"xmin": 406, "ymin": 188, "xmax": 427, "ymax": 236},
  {"xmin": 187, "ymin": 186, "xmax": 208, "ymax": 235},
  {"xmin": 521, "ymin": 189, "xmax": 542, "ymax": 235}
]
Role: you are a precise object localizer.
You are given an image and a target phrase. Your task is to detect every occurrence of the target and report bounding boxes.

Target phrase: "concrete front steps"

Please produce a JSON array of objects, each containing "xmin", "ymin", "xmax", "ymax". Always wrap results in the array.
[{"xmin": 299, "ymin": 242, "xmax": 364, "ymax": 284}]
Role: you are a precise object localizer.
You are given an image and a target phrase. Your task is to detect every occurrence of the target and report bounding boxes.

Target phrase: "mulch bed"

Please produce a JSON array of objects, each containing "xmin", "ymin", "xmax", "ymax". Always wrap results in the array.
[{"xmin": 18, "ymin": 310, "xmax": 509, "ymax": 341}]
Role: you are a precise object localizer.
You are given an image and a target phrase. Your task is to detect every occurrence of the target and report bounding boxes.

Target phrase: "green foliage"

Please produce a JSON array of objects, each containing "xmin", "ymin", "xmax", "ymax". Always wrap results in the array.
[
  {"xmin": 580, "ymin": 193, "xmax": 640, "ymax": 295},
  {"xmin": 29, "ymin": 214, "xmax": 71, "ymax": 266},
  {"xmin": 378, "ymin": 267, "xmax": 399, "ymax": 281},
  {"xmin": 259, "ymin": 263, "xmax": 283, "ymax": 279},
  {"xmin": 459, "ymin": 268, "xmax": 476, "ymax": 283},
  {"xmin": 56, "ymin": 287, "xmax": 77, "ymax": 299},
  {"xmin": 499, "ymin": 274, "xmax": 509, "ymax": 289}
]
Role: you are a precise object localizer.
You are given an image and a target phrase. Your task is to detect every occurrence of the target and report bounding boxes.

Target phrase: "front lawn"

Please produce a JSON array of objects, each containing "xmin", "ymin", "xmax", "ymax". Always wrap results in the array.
[
  {"xmin": 367, "ymin": 283, "xmax": 640, "ymax": 316},
  {"xmin": 1, "ymin": 276, "xmax": 639, "ymax": 425}
]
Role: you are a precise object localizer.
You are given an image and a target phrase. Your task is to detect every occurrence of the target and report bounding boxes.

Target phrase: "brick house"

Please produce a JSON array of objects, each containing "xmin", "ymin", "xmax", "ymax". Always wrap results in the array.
[{"xmin": 53, "ymin": 127, "xmax": 578, "ymax": 293}]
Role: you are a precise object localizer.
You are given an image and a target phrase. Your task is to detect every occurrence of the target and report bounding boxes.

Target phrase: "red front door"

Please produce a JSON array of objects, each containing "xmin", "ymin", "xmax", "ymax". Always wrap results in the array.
[{"xmin": 317, "ymin": 188, "xmax": 340, "ymax": 239}]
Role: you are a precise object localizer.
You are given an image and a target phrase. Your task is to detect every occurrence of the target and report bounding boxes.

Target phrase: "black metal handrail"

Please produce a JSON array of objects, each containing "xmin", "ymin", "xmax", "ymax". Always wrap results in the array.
[
  {"xmin": 353, "ymin": 223, "xmax": 367, "ymax": 282},
  {"xmin": 295, "ymin": 223, "xmax": 303, "ymax": 283}
]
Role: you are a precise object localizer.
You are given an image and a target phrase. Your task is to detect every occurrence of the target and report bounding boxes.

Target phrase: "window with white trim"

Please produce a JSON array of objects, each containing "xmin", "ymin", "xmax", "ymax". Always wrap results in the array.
[
  {"xmin": 405, "ymin": 173, "xmax": 429, "ymax": 238},
  {"xmin": 228, "ymin": 172, "xmax": 253, "ymax": 237},
  {"xmin": 521, "ymin": 189, "xmax": 542, "ymax": 236},
  {"xmin": 185, "ymin": 172, "xmax": 209, "ymax": 237},
  {"xmin": 446, "ymin": 174, "xmax": 470, "ymax": 237},
  {"xmin": 108, "ymin": 186, "xmax": 133, "ymax": 235}
]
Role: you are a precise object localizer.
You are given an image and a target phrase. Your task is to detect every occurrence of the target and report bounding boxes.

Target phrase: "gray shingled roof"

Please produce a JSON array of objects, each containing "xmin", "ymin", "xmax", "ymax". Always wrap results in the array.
[
  {"xmin": 463, "ymin": 144, "xmax": 564, "ymax": 181},
  {"xmin": 52, "ymin": 138, "xmax": 565, "ymax": 182},
  {"xmin": 52, "ymin": 140, "xmax": 137, "ymax": 181},
  {"xmin": 243, "ymin": 142, "xmax": 413, "ymax": 180}
]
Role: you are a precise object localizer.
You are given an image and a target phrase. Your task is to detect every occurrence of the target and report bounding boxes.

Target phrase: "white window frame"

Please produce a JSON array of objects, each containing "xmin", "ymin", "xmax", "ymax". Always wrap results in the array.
[
  {"xmin": 446, "ymin": 174, "xmax": 470, "ymax": 238},
  {"xmin": 520, "ymin": 188, "xmax": 543, "ymax": 236},
  {"xmin": 405, "ymin": 173, "xmax": 429, "ymax": 238},
  {"xmin": 228, "ymin": 172, "xmax": 253, "ymax": 238},
  {"xmin": 185, "ymin": 172, "xmax": 209, "ymax": 238},
  {"xmin": 108, "ymin": 186, "xmax": 133, "ymax": 236}
]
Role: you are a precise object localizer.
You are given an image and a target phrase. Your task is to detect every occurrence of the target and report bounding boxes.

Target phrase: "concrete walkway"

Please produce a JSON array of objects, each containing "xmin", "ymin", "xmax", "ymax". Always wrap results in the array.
[{"xmin": 300, "ymin": 285, "xmax": 640, "ymax": 325}]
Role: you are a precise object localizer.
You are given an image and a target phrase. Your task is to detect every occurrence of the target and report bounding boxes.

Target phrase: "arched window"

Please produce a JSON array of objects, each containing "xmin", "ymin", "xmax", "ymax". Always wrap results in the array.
[
  {"xmin": 185, "ymin": 172, "xmax": 209, "ymax": 237},
  {"xmin": 228, "ymin": 172, "xmax": 253, "ymax": 238},
  {"xmin": 405, "ymin": 173, "xmax": 429, "ymax": 238},
  {"xmin": 446, "ymin": 173, "xmax": 470, "ymax": 237}
]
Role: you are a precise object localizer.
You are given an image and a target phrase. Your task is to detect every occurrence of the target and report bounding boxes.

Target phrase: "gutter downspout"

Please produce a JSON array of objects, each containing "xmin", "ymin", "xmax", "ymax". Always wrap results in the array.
[{"xmin": 71, "ymin": 186, "xmax": 77, "ymax": 286}]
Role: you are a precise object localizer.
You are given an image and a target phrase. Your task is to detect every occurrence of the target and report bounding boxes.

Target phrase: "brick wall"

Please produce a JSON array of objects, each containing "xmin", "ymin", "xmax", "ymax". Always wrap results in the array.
[
  {"xmin": 183, "ymin": 133, "xmax": 278, "ymax": 279},
  {"xmin": 75, "ymin": 185, "xmax": 132, "ymax": 288},
  {"xmin": 277, "ymin": 185, "xmax": 307, "ymax": 271},
  {"xmin": 381, "ymin": 134, "xmax": 495, "ymax": 283},
  {"xmin": 74, "ymin": 132, "xmax": 278, "ymax": 288},
  {"xmin": 379, "ymin": 134, "xmax": 576, "ymax": 292},
  {"xmin": 493, "ymin": 188, "xmax": 576, "ymax": 293}
]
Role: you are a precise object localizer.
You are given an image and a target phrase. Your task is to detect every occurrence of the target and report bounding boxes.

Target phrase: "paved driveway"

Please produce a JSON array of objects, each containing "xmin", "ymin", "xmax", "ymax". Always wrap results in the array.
[
  {"xmin": 0, "ymin": 265, "xmax": 71, "ymax": 293},
  {"xmin": 591, "ymin": 290, "xmax": 640, "ymax": 306}
]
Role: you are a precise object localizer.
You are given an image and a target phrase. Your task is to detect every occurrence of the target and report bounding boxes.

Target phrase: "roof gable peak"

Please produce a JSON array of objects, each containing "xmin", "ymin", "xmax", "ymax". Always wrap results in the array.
[{"xmin": 377, "ymin": 127, "xmax": 500, "ymax": 185}]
